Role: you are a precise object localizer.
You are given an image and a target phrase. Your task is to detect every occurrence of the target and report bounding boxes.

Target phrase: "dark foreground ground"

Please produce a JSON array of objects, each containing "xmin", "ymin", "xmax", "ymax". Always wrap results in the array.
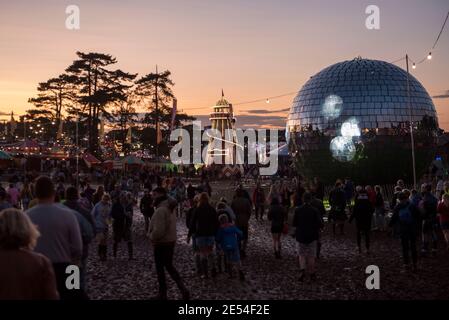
[{"xmin": 86, "ymin": 183, "xmax": 449, "ymax": 300}]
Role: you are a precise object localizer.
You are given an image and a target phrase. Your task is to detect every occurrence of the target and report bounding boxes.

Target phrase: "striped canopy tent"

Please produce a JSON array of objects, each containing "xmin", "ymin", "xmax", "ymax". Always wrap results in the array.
[
  {"xmin": 0, "ymin": 150, "xmax": 13, "ymax": 169},
  {"xmin": 0, "ymin": 150, "xmax": 12, "ymax": 160},
  {"xmin": 122, "ymin": 155, "xmax": 144, "ymax": 166},
  {"xmin": 44, "ymin": 146, "xmax": 68, "ymax": 160},
  {"xmin": 103, "ymin": 159, "xmax": 123, "ymax": 170},
  {"xmin": 83, "ymin": 152, "xmax": 101, "ymax": 168},
  {"xmin": 3, "ymin": 139, "xmax": 42, "ymax": 154}
]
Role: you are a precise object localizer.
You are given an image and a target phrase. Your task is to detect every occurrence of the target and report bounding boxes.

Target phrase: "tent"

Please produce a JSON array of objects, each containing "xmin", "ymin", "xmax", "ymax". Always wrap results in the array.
[
  {"xmin": 122, "ymin": 155, "xmax": 144, "ymax": 166},
  {"xmin": 83, "ymin": 152, "xmax": 101, "ymax": 168},
  {"xmin": 0, "ymin": 150, "xmax": 13, "ymax": 169},
  {"xmin": 103, "ymin": 159, "xmax": 123, "ymax": 170},
  {"xmin": 0, "ymin": 150, "xmax": 12, "ymax": 160},
  {"xmin": 3, "ymin": 139, "xmax": 42, "ymax": 155},
  {"xmin": 45, "ymin": 146, "xmax": 68, "ymax": 160}
]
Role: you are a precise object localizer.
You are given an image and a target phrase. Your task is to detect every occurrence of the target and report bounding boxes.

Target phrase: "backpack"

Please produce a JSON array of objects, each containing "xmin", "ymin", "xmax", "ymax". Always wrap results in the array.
[{"xmin": 398, "ymin": 204, "xmax": 413, "ymax": 225}]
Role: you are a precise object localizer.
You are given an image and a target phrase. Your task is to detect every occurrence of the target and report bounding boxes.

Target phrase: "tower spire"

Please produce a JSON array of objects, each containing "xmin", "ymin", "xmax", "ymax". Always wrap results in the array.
[{"xmin": 221, "ymin": 89, "xmax": 224, "ymax": 98}]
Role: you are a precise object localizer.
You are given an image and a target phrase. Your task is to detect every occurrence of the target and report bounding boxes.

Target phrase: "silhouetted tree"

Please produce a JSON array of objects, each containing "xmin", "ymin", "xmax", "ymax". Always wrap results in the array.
[{"xmin": 65, "ymin": 52, "xmax": 137, "ymax": 155}]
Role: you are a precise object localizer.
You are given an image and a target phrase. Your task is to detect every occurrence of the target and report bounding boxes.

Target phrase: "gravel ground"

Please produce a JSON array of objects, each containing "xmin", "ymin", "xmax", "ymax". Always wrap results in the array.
[{"xmin": 85, "ymin": 182, "xmax": 449, "ymax": 300}]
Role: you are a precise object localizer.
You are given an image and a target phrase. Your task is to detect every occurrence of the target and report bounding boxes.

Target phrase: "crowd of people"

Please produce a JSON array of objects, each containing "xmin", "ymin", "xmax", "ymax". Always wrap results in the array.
[{"xmin": 0, "ymin": 171, "xmax": 449, "ymax": 300}]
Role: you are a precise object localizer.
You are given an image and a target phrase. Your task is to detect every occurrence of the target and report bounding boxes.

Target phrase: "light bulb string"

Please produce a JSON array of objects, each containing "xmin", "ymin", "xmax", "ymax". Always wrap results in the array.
[
  {"xmin": 184, "ymin": 10, "xmax": 449, "ymax": 114},
  {"xmin": 408, "ymin": 10, "xmax": 449, "ymax": 66},
  {"xmin": 432, "ymin": 11, "xmax": 449, "ymax": 50}
]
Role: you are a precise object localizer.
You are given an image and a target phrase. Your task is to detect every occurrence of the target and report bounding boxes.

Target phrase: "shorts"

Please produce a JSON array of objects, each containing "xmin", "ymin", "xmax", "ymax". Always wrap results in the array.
[
  {"xmin": 441, "ymin": 222, "xmax": 449, "ymax": 230},
  {"xmin": 224, "ymin": 248, "xmax": 240, "ymax": 263},
  {"xmin": 96, "ymin": 229, "xmax": 108, "ymax": 245},
  {"xmin": 237, "ymin": 226, "xmax": 248, "ymax": 240},
  {"xmin": 271, "ymin": 225, "xmax": 283, "ymax": 234},
  {"xmin": 114, "ymin": 228, "xmax": 132, "ymax": 242},
  {"xmin": 297, "ymin": 241, "xmax": 317, "ymax": 258},
  {"xmin": 191, "ymin": 235, "xmax": 199, "ymax": 252},
  {"xmin": 195, "ymin": 236, "xmax": 215, "ymax": 249}
]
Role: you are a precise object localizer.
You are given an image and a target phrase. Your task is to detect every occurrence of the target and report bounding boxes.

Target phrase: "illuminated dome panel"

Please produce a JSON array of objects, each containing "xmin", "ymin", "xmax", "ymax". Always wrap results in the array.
[{"xmin": 286, "ymin": 58, "xmax": 439, "ymax": 184}]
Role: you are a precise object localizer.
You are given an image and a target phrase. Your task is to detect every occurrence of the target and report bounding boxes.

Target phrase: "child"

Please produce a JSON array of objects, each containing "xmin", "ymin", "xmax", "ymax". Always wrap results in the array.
[
  {"xmin": 91, "ymin": 194, "xmax": 112, "ymax": 261},
  {"xmin": 216, "ymin": 214, "xmax": 245, "ymax": 281}
]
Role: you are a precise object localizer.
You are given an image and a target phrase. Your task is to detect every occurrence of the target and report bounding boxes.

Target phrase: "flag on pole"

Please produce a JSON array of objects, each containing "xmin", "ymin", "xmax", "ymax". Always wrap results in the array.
[
  {"xmin": 56, "ymin": 118, "xmax": 63, "ymax": 140},
  {"xmin": 126, "ymin": 126, "xmax": 132, "ymax": 144},
  {"xmin": 170, "ymin": 98, "xmax": 177, "ymax": 131},
  {"xmin": 10, "ymin": 112, "xmax": 16, "ymax": 135},
  {"xmin": 99, "ymin": 114, "xmax": 105, "ymax": 142},
  {"xmin": 156, "ymin": 122, "xmax": 162, "ymax": 144}
]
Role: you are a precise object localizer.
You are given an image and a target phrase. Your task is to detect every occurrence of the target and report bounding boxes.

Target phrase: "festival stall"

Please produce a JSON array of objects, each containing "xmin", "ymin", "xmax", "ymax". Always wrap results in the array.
[
  {"xmin": 83, "ymin": 152, "xmax": 102, "ymax": 168},
  {"xmin": 0, "ymin": 150, "xmax": 13, "ymax": 169},
  {"xmin": 122, "ymin": 155, "xmax": 144, "ymax": 171},
  {"xmin": 103, "ymin": 159, "xmax": 123, "ymax": 171}
]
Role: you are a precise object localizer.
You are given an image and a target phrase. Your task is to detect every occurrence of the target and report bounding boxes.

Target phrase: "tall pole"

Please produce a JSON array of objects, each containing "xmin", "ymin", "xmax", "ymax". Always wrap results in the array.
[
  {"xmin": 155, "ymin": 65, "xmax": 159, "ymax": 158},
  {"xmin": 406, "ymin": 54, "xmax": 417, "ymax": 189},
  {"xmin": 76, "ymin": 111, "xmax": 79, "ymax": 190},
  {"xmin": 23, "ymin": 116, "xmax": 26, "ymax": 182}
]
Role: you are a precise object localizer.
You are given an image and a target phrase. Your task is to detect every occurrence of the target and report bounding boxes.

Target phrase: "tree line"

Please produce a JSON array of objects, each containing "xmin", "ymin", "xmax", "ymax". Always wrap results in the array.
[{"xmin": 27, "ymin": 51, "xmax": 194, "ymax": 157}]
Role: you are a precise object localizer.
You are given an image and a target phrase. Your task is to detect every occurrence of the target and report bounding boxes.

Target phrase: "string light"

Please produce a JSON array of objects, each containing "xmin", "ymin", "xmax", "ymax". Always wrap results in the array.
[
  {"xmin": 427, "ymin": 52, "xmax": 432, "ymax": 60},
  {"xmin": 266, "ymin": 99, "xmax": 270, "ymax": 104},
  {"xmin": 412, "ymin": 63, "xmax": 416, "ymax": 69}
]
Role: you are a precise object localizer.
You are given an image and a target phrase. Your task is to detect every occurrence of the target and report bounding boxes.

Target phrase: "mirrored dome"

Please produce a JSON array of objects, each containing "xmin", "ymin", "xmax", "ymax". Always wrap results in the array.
[{"xmin": 287, "ymin": 58, "xmax": 439, "ymax": 184}]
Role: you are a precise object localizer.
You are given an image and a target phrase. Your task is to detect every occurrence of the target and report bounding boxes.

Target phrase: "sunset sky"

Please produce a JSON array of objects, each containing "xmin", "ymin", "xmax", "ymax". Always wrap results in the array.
[{"xmin": 0, "ymin": 0, "xmax": 448, "ymax": 129}]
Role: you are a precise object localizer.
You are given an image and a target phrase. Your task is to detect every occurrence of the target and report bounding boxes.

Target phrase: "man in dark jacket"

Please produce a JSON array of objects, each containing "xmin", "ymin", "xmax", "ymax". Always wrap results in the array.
[
  {"xmin": 231, "ymin": 189, "xmax": 252, "ymax": 258},
  {"xmin": 63, "ymin": 186, "xmax": 95, "ymax": 292},
  {"xmin": 389, "ymin": 191, "xmax": 421, "ymax": 272},
  {"xmin": 110, "ymin": 192, "xmax": 133, "ymax": 260},
  {"xmin": 329, "ymin": 181, "xmax": 347, "ymax": 235},
  {"xmin": 293, "ymin": 192, "xmax": 323, "ymax": 282},
  {"xmin": 310, "ymin": 194, "xmax": 325, "ymax": 259},
  {"xmin": 140, "ymin": 189, "xmax": 154, "ymax": 233},
  {"xmin": 419, "ymin": 184, "xmax": 438, "ymax": 256},
  {"xmin": 349, "ymin": 188, "xmax": 374, "ymax": 254}
]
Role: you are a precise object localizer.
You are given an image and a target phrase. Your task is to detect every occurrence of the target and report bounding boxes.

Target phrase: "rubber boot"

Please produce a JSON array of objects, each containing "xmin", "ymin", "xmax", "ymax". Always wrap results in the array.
[
  {"xmin": 201, "ymin": 259, "xmax": 209, "ymax": 279},
  {"xmin": 177, "ymin": 281, "xmax": 190, "ymax": 300},
  {"xmin": 127, "ymin": 242, "xmax": 134, "ymax": 260},
  {"xmin": 195, "ymin": 255, "xmax": 202, "ymax": 276},
  {"xmin": 217, "ymin": 254, "xmax": 223, "ymax": 274},
  {"xmin": 99, "ymin": 245, "xmax": 107, "ymax": 261},
  {"xmin": 113, "ymin": 242, "xmax": 118, "ymax": 258},
  {"xmin": 239, "ymin": 270, "xmax": 245, "ymax": 282}
]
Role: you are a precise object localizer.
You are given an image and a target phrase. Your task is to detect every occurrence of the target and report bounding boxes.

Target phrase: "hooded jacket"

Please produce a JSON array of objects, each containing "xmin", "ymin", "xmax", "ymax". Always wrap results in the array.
[
  {"xmin": 216, "ymin": 223, "xmax": 242, "ymax": 251},
  {"xmin": 390, "ymin": 200, "xmax": 420, "ymax": 235},
  {"xmin": 149, "ymin": 197, "xmax": 177, "ymax": 244},
  {"xmin": 231, "ymin": 196, "xmax": 252, "ymax": 228},
  {"xmin": 293, "ymin": 203, "xmax": 323, "ymax": 244},
  {"xmin": 349, "ymin": 192, "xmax": 374, "ymax": 229}
]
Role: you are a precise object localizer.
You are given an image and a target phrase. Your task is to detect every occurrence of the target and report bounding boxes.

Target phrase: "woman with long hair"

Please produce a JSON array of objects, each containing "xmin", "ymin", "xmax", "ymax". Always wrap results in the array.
[
  {"xmin": 190, "ymin": 192, "xmax": 219, "ymax": 278},
  {"xmin": 267, "ymin": 197, "xmax": 286, "ymax": 259},
  {"xmin": 0, "ymin": 208, "xmax": 59, "ymax": 299}
]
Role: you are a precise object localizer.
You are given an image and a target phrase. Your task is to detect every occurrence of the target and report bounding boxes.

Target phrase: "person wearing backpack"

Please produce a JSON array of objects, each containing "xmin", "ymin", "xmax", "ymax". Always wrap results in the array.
[
  {"xmin": 419, "ymin": 184, "xmax": 438, "ymax": 256},
  {"xmin": 349, "ymin": 187, "xmax": 374, "ymax": 255},
  {"xmin": 389, "ymin": 191, "xmax": 420, "ymax": 272},
  {"xmin": 437, "ymin": 193, "xmax": 449, "ymax": 250},
  {"xmin": 329, "ymin": 181, "xmax": 347, "ymax": 235}
]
